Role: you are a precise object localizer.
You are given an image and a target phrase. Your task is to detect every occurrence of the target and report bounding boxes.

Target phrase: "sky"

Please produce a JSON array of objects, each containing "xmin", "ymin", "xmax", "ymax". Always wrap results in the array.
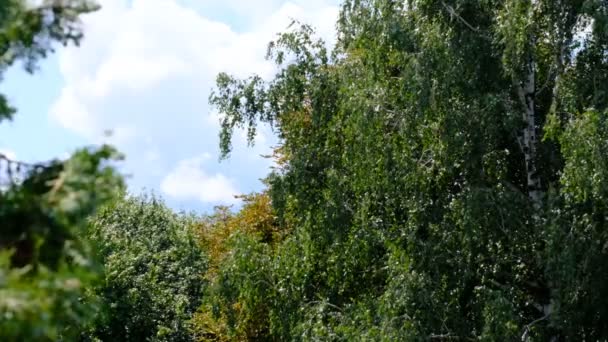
[{"xmin": 0, "ymin": 0, "xmax": 340, "ymax": 213}]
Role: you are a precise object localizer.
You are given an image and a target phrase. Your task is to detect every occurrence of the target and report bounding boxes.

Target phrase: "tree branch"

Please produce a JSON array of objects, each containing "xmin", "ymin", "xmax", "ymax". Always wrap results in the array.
[
  {"xmin": 521, "ymin": 313, "xmax": 550, "ymax": 341},
  {"xmin": 441, "ymin": 2, "xmax": 492, "ymax": 41},
  {"xmin": 429, "ymin": 333, "xmax": 460, "ymax": 340}
]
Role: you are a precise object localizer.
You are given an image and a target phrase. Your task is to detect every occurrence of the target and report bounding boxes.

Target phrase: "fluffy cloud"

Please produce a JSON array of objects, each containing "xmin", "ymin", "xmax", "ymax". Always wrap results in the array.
[
  {"xmin": 160, "ymin": 154, "xmax": 239, "ymax": 204},
  {"xmin": 49, "ymin": 0, "xmax": 339, "ymax": 209},
  {"xmin": 0, "ymin": 148, "xmax": 16, "ymax": 160}
]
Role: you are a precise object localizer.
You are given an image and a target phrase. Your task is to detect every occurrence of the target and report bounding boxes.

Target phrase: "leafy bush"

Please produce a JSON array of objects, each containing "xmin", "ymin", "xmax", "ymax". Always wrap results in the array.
[{"xmin": 86, "ymin": 195, "xmax": 207, "ymax": 341}]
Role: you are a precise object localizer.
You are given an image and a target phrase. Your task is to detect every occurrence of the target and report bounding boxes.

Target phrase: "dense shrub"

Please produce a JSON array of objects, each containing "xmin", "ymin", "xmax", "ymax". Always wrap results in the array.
[{"xmin": 86, "ymin": 195, "xmax": 207, "ymax": 341}]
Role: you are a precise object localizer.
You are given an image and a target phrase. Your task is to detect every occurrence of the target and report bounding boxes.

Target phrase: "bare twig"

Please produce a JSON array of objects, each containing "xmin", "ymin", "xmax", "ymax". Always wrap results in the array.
[
  {"xmin": 304, "ymin": 300, "xmax": 344, "ymax": 313},
  {"xmin": 500, "ymin": 179, "xmax": 526, "ymax": 198},
  {"xmin": 536, "ymin": 63, "xmax": 556, "ymax": 95},
  {"xmin": 429, "ymin": 333, "xmax": 459, "ymax": 340},
  {"xmin": 441, "ymin": 2, "xmax": 492, "ymax": 41},
  {"xmin": 0, "ymin": 153, "xmax": 44, "ymax": 168},
  {"xmin": 521, "ymin": 313, "xmax": 550, "ymax": 341}
]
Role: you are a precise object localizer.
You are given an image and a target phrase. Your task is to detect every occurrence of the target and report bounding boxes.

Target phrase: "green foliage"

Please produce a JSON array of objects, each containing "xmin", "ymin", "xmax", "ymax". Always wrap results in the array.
[
  {"xmin": 192, "ymin": 193, "xmax": 281, "ymax": 341},
  {"xmin": 0, "ymin": 3, "xmax": 127, "ymax": 340},
  {"xmin": 0, "ymin": 145, "xmax": 125, "ymax": 341},
  {"xmin": 86, "ymin": 195, "xmax": 207, "ymax": 341},
  {"xmin": 208, "ymin": 0, "xmax": 608, "ymax": 340},
  {"xmin": 0, "ymin": 0, "xmax": 98, "ymax": 121},
  {"xmin": 3, "ymin": 0, "xmax": 608, "ymax": 340},
  {"xmin": 544, "ymin": 109, "xmax": 608, "ymax": 339}
]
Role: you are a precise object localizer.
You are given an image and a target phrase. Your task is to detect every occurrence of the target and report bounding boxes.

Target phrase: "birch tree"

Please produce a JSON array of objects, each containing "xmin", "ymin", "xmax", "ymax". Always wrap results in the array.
[{"xmin": 206, "ymin": 0, "xmax": 608, "ymax": 339}]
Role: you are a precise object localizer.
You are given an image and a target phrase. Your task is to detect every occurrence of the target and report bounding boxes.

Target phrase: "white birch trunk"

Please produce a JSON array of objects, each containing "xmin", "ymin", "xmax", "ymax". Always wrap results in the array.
[{"xmin": 516, "ymin": 57, "xmax": 542, "ymax": 208}]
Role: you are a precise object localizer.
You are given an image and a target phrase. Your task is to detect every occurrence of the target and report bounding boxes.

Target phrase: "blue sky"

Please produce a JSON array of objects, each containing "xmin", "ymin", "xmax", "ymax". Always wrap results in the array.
[{"xmin": 0, "ymin": 0, "xmax": 339, "ymax": 213}]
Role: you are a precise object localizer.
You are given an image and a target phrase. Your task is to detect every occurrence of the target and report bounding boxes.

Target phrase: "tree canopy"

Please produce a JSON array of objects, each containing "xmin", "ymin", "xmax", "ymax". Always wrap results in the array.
[
  {"xmin": 0, "ymin": 1, "xmax": 125, "ymax": 340},
  {"xmin": 0, "ymin": 0, "xmax": 98, "ymax": 121},
  {"xmin": 2, "ymin": 0, "xmax": 608, "ymax": 340},
  {"xmin": 85, "ymin": 195, "xmax": 207, "ymax": 341},
  {"xmin": 207, "ymin": 0, "xmax": 608, "ymax": 340}
]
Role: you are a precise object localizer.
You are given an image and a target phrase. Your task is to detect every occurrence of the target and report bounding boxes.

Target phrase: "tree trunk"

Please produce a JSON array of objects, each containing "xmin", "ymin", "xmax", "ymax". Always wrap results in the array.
[{"xmin": 516, "ymin": 56, "xmax": 542, "ymax": 209}]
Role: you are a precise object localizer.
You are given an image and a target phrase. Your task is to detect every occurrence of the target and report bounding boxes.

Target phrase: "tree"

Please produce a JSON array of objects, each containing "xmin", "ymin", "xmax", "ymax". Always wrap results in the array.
[
  {"xmin": 210, "ymin": 0, "xmax": 608, "ymax": 340},
  {"xmin": 0, "ymin": 0, "xmax": 98, "ymax": 121},
  {"xmin": 86, "ymin": 195, "xmax": 207, "ymax": 342},
  {"xmin": 0, "ymin": 1, "xmax": 128, "ymax": 340},
  {"xmin": 191, "ymin": 192, "xmax": 282, "ymax": 341},
  {"xmin": 0, "ymin": 146, "xmax": 125, "ymax": 341}
]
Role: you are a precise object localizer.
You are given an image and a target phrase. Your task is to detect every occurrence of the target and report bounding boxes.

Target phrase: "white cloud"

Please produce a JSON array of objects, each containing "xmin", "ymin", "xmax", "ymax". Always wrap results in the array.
[
  {"xmin": 49, "ymin": 0, "xmax": 339, "ymax": 207},
  {"xmin": 0, "ymin": 148, "xmax": 16, "ymax": 160},
  {"xmin": 161, "ymin": 154, "xmax": 239, "ymax": 204},
  {"xmin": 51, "ymin": 0, "xmax": 338, "ymax": 141}
]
